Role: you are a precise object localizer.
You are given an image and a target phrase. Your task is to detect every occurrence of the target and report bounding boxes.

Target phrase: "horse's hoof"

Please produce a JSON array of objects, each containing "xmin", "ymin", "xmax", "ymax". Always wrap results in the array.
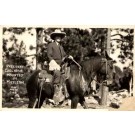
[
  {"xmin": 53, "ymin": 103, "xmax": 60, "ymax": 108},
  {"xmin": 48, "ymin": 99, "xmax": 55, "ymax": 105},
  {"xmin": 60, "ymin": 100, "xmax": 69, "ymax": 107}
]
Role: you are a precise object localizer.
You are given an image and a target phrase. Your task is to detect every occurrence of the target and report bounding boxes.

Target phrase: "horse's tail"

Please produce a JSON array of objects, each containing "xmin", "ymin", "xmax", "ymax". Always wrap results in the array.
[{"xmin": 26, "ymin": 70, "xmax": 41, "ymax": 84}]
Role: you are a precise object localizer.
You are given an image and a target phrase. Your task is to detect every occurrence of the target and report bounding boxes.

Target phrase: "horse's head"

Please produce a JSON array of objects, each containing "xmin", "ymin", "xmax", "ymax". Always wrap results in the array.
[
  {"xmin": 110, "ymin": 65, "xmax": 133, "ymax": 90},
  {"xmin": 99, "ymin": 58, "xmax": 114, "ymax": 85},
  {"xmin": 108, "ymin": 60, "xmax": 116, "ymax": 85}
]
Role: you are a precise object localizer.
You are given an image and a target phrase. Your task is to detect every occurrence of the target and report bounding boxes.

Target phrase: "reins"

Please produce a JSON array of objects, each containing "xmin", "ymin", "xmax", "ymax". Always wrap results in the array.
[
  {"xmin": 90, "ymin": 58, "xmax": 113, "ymax": 87},
  {"xmin": 71, "ymin": 58, "xmax": 82, "ymax": 76}
]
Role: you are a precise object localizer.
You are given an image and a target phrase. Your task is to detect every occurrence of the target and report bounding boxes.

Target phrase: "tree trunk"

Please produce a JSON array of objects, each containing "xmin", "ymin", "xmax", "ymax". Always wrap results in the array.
[
  {"xmin": 100, "ymin": 82, "xmax": 109, "ymax": 106},
  {"xmin": 107, "ymin": 28, "xmax": 111, "ymax": 56}
]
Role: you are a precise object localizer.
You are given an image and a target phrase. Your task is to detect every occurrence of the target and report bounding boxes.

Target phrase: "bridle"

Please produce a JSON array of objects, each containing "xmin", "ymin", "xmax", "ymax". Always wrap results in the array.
[
  {"xmin": 101, "ymin": 58, "xmax": 113, "ymax": 78},
  {"xmin": 70, "ymin": 58, "xmax": 82, "ymax": 76},
  {"xmin": 90, "ymin": 58, "xmax": 113, "ymax": 86}
]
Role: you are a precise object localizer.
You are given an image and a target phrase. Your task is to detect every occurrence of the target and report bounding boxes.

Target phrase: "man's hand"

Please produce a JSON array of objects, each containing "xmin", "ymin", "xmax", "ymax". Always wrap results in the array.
[{"xmin": 68, "ymin": 55, "xmax": 73, "ymax": 60}]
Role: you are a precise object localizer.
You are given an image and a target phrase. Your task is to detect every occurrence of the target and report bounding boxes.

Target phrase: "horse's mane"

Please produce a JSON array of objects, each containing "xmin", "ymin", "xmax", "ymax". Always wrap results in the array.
[{"xmin": 69, "ymin": 63, "xmax": 80, "ymax": 77}]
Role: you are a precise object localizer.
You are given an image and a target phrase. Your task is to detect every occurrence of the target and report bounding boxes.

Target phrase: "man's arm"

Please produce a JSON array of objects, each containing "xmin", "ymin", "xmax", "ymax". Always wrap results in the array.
[
  {"xmin": 47, "ymin": 43, "xmax": 53, "ymax": 61},
  {"xmin": 63, "ymin": 47, "xmax": 67, "ymax": 57}
]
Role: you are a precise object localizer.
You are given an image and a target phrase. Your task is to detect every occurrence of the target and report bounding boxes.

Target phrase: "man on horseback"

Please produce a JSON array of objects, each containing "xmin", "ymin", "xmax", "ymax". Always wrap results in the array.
[{"xmin": 47, "ymin": 29, "xmax": 73, "ymax": 105}]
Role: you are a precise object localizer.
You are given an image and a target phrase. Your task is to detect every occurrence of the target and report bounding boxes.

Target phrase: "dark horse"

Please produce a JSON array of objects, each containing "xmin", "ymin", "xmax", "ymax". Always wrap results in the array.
[
  {"xmin": 65, "ymin": 56, "xmax": 114, "ymax": 108},
  {"xmin": 26, "ymin": 56, "xmax": 114, "ymax": 109},
  {"xmin": 111, "ymin": 65, "xmax": 133, "ymax": 92}
]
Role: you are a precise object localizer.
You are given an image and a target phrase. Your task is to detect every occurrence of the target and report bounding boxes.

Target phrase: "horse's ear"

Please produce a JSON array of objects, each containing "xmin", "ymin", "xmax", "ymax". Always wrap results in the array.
[
  {"xmin": 105, "ymin": 51, "xmax": 113, "ymax": 60},
  {"xmin": 112, "ymin": 60, "xmax": 117, "ymax": 64}
]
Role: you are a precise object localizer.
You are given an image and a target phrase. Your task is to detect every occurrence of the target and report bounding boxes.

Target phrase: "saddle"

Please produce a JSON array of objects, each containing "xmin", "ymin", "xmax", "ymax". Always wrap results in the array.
[
  {"xmin": 38, "ymin": 70, "xmax": 53, "ymax": 83},
  {"xmin": 38, "ymin": 62, "xmax": 70, "ymax": 84}
]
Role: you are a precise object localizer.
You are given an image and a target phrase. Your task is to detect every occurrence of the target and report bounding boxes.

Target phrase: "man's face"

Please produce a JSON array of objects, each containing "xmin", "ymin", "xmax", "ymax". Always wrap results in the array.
[{"xmin": 55, "ymin": 36, "xmax": 61, "ymax": 43}]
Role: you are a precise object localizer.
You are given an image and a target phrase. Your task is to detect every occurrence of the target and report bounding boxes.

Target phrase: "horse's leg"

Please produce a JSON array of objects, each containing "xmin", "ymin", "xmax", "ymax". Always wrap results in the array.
[
  {"xmin": 79, "ymin": 96, "xmax": 88, "ymax": 109},
  {"xmin": 28, "ymin": 96, "xmax": 37, "ymax": 108},
  {"xmin": 71, "ymin": 96, "xmax": 79, "ymax": 109},
  {"xmin": 91, "ymin": 75, "xmax": 97, "ymax": 93},
  {"xmin": 35, "ymin": 94, "xmax": 45, "ymax": 108}
]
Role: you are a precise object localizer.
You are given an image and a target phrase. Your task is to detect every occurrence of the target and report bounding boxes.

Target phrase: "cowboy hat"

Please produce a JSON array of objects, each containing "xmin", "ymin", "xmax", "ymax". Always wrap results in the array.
[{"xmin": 50, "ymin": 29, "xmax": 66, "ymax": 40}]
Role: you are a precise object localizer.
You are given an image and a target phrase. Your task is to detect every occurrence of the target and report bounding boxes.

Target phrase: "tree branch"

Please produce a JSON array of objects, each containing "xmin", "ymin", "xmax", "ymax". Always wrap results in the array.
[{"xmin": 111, "ymin": 34, "xmax": 123, "ymax": 38}]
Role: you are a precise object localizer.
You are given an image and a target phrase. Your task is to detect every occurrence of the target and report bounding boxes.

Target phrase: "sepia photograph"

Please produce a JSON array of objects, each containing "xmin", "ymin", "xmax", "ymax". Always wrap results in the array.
[
  {"xmin": 1, "ymin": 1, "xmax": 135, "ymax": 135},
  {"xmin": 2, "ymin": 27, "xmax": 134, "ymax": 110}
]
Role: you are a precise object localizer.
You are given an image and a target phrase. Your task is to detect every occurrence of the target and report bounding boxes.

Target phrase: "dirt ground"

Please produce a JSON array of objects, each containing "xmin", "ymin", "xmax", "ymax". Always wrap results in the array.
[
  {"xmin": 2, "ymin": 97, "xmax": 135, "ymax": 111},
  {"xmin": 108, "ymin": 97, "xmax": 135, "ymax": 111}
]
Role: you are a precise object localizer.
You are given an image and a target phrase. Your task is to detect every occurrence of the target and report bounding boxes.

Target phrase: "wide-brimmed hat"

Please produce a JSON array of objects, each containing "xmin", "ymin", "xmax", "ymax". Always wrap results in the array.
[{"xmin": 50, "ymin": 29, "xmax": 66, "ymax": 40}]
